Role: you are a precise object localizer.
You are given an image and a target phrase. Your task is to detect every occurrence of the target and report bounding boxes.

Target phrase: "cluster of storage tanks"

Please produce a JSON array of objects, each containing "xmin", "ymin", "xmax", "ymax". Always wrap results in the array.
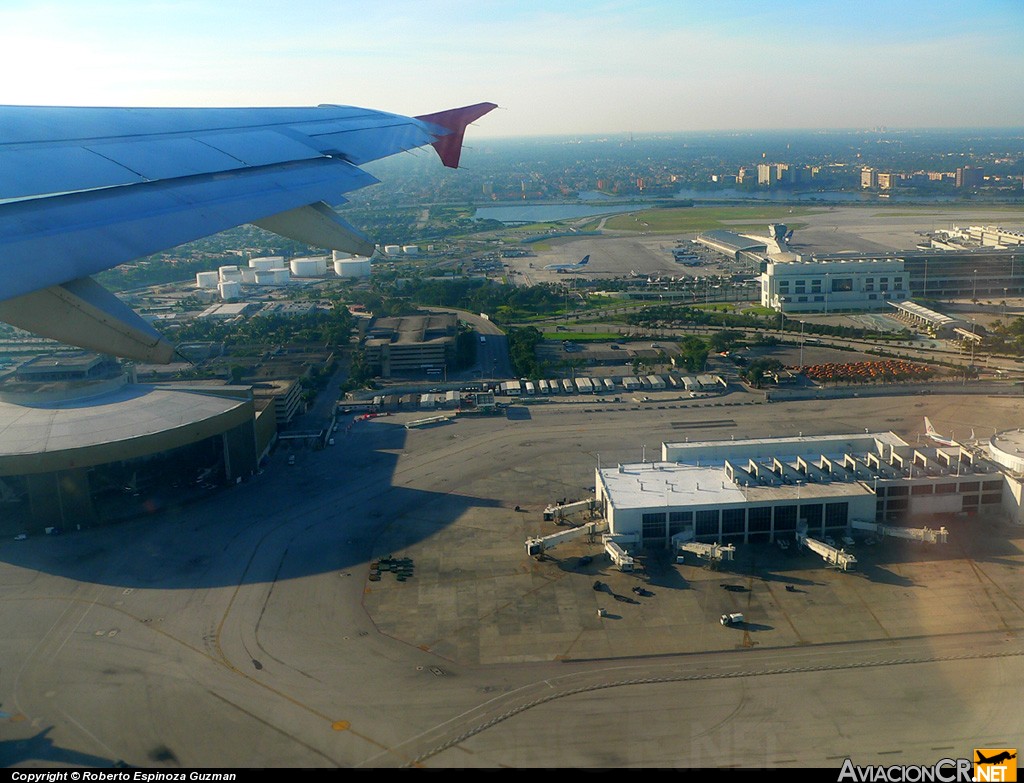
[
  {"xmin": 196, "ymin": 251, "xmax": 373, "ymax": 298},
  {"xmin": 382, "ymin": 245, "xmax": 420, "ymax": 256}
]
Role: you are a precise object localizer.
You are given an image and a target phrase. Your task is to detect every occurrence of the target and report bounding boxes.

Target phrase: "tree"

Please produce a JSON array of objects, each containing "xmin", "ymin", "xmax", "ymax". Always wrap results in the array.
[
  {"xmin": 676, "ymin": 335, "xmax": 709, "ymax": 373},
  {"xmin": 709, "ymin": 330, "xmax": 743, "ymax": 354},
  {"xmin": 742, "ymin": 358, "xmax": 784, "ymax": 389}
]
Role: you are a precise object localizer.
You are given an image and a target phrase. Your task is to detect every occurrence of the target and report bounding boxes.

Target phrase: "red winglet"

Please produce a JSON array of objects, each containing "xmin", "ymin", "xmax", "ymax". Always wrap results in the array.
[{"xmin": 415, "ymin": 102, "xmax": 498, "ymax": 168}]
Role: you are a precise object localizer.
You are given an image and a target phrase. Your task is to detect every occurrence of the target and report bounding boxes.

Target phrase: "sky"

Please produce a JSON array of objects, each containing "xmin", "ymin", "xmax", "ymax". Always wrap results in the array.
[{"xmin": 2, "ymin": 0, "xmax": 1023, "ymax": 138}]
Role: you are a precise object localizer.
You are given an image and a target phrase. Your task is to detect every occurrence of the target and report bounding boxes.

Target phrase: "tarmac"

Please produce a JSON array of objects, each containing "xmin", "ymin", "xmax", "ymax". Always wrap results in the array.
[{"xmin": 2, "ymin": 390, "xmax": 1024, "ymax": 767}]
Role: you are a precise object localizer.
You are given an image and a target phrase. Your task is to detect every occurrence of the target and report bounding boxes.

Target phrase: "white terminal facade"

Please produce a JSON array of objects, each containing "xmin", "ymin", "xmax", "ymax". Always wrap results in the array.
[
  {"xmin": 595, "ymin": 432, "xmax": 1019, "ymax": 550},
  {"xmin": 760, "ymin": 257, "xmax": 909, "ymax": 313}
]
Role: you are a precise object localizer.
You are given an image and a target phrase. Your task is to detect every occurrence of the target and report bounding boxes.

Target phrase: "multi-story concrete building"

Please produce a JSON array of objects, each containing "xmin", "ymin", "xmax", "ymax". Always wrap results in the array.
[
  {"xmin": 956, "ymin": 166, "xmax": 984, "ymax": 189},
  {"xmin": 757, "ymin": 163, "xmax": 776, "ymax": 187},
  {"xmin": 760, "ymin": 257, "xmax": 909, "ymax": 313},
  {"xmin": 363, "ymin": 313, "xmax": 458, "ymax": 378}
]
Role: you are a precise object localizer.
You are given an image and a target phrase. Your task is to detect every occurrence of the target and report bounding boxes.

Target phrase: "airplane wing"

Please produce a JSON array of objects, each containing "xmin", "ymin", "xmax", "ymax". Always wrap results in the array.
[{"xmin": 0, "ymin": 101, "xmax": 496, "ymax": 362}]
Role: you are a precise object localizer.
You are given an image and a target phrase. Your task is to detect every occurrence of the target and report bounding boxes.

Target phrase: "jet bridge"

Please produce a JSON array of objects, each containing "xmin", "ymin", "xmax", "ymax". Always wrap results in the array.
[
  {"xmin": 675, "ymin": 542, "xmax": 736, "ymax": 566},
  {"xmin": 526, "ymin": 520, "xmax": 607, "ymax": 558},
  {"xmin": 543, "ymin": 498, "xmax": 596, "ymax": 523},
  {"xmin": 850, "ymin": 520, "xmax": 949, "ymax": 544},
  {"xmin": 796, "ymin": 525, "xmax": 857, "ymax": 571},
  {"xmin": 604, "ymin": 538, "xmax": 635, "ymax": 572}
]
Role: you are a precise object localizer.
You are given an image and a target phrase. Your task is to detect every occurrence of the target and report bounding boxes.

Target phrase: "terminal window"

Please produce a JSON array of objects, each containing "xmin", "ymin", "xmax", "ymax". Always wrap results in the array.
[
  {"xmin": 801, "ymin": 503, "xmax": 823, "ymax": 528},
  {"xmin": 748, "ymin": 507, "xmax": 771, "ymax": 532},
  {"xmin": 831, "ymin": 277, "xmax": 854, "ymax": 292},
  {"xmin": 722, "ymin": 508, "xmax": 745, "ymax": 535},
  {"xmin": 668, "ymin": 511, "xmax": 692, "ymax": 538},
  {"xmin": 774, "ymin": 505, "xmax": 798, "ymax": 530},
  {"xmin": 695, "ymin": 509, "xmax": 719, "ymax": 537},
  {"xmin": 642, "ymin": 512, "xmax": 666, "ymax": 541},
  {"xmin": 825, "ymin": 501, "xmax": 849, "ymax": 526}
]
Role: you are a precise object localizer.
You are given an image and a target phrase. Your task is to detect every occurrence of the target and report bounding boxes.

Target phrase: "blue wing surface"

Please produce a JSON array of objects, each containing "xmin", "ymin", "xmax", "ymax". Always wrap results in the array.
[{"xmin": 0, "ymin": 102, "xmax": 496, "ymax": 361}]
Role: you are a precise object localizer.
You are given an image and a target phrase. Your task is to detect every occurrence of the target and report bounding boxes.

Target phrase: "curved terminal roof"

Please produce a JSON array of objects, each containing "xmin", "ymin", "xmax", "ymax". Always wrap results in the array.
[
  {"xmin": 696, "ymin": 230, "xmax": 767, "ymax": 257},
  {"xmin": 0, "ymin": 383, "xmax": 252, "ymax": 475},
  {"xmin": 988, "ymin": 429, "xmax": 1024, "ymax": 474}
]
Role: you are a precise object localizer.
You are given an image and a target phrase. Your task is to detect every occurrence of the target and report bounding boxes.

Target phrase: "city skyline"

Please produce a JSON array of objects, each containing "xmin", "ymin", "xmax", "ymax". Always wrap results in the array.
[{"xmin": 2, "ymin": 0, "xmax": 1023, "ymax": 138}]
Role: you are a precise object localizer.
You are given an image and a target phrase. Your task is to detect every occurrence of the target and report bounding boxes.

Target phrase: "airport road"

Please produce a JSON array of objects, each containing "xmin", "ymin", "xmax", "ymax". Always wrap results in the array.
[{"xmin": 2, "ymin": 392, "xmax": 1024, "ymax": 768}]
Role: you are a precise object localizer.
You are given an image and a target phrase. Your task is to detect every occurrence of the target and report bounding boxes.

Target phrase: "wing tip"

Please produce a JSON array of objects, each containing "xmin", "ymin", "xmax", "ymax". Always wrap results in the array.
[{"xmin": 415, "ymin": 102, "xmax": 498, "ymax": 168}]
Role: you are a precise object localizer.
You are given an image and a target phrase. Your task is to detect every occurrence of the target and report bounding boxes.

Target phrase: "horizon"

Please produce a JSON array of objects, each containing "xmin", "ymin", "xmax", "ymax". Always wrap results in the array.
[{"xmin": 2, "ymin": 0, "xmax": 1022, "ymax": 138}]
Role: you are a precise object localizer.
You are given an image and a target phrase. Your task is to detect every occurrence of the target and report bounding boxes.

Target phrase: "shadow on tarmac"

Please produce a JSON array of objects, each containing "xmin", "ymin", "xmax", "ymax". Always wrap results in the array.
[
  {"xmin": 0, "ymin": 422, "xmax": 499, "ymax": 589},
  {"xmin": 0, "ymin": 726, "xmax": 123, "ymax": 768}
]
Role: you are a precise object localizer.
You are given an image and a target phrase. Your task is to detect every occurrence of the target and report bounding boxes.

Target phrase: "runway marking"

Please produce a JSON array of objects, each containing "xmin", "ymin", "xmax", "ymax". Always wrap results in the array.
[
  {"xmin": 332, "ymin": 720, "xmax": 350, "ymax": 731},
  {"xmin": 852, "ymin": 581, "xmax": 892, "ymax": 639},
  {"xmin": 670, "ymin": 419, "xmax": 736, "ymax": 429},
  {"xmin": 405, "ymin": 645, "xmax": 1024, "ymax": 767},
  {"xmin": 764, "ymin": 581, "xmax": 807, "ymax": 645},
  {"xmin": 963, "ymin": 556, "xmax": 1024, "ymax": 628}
]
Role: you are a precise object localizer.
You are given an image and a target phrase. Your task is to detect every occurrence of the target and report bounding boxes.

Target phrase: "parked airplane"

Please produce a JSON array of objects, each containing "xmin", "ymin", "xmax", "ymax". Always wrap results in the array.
[
  {"xmin": 544, "ymin": 255, "xmax": 590, "ymax": 272},
  {"xmin": 924, "ymin": 417, "xmax": 973, "ymax": 447},
  {"xmin": 0, "ymin": 101, "xmax": 496, "ymax": 362}
]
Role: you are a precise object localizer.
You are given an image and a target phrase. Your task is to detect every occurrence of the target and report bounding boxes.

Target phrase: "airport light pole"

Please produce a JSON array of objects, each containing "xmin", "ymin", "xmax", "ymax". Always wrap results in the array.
[
  {"xmin": 973, "ymin": 269, "xmax": 978, "ymax": 302},
  {"xmin": 799, "ymin": 320, "xmax": 806, "ymax": 368},
  {"xmin": 824, "ymin": 273, "xmax": 830, "ymax": 315},
  {"xmin": 970, "ymin": 319, "xmax": 977, "ymax": 367}
]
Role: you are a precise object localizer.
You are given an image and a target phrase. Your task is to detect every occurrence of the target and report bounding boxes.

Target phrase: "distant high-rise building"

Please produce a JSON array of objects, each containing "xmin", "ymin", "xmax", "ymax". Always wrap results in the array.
[
  {"xmin": 861, "ymin": 167, "xmax": 878, "ymax": 189},
  {"xmin": 757, "ymin": 163, "xmax": 776, "ymax": 186},
  {"xmin": 782, "ymin": 165, "xmax": 809, "ymax": 185},
  {"xmin": 876, "ymin": 172, "xmax": 894, "ymax": 190},
  {"xmin": 956, "ymin": 166, "xmax": 984, "ymax": 189}
]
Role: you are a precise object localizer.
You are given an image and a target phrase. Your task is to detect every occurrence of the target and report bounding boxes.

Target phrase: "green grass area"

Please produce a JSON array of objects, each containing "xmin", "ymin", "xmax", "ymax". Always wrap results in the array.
[
  {"xmin": 601, "ymin": 205, "xmax": 818, "ymax": 233},
  {"xmin": 510, "ymin": 223, "xmax": 564, "ymax": 233},
  {"xmin": 741, "ymin": 305, "xmax": 776, "ymax": 316},
  {"xmin": 879, "ymin": 208, "xmax": 1024, "ymax": 216},
  {"xmin": 689, "ymin": 303, "xmax": 735, "ymax": 312}
]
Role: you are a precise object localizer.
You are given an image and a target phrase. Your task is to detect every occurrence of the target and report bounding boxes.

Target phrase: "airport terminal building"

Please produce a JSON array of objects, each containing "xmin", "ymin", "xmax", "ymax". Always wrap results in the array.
[
  {"xmin": 596, "ymin": 432, "xmax": 1015, "ymax": 549},
  {"xmin": 760, "ymin": 257, "xmax": 910, "ymax": 313},
  {"xmin": 0, "ymin": 368, "xmax": 274, "ymax": 533}
]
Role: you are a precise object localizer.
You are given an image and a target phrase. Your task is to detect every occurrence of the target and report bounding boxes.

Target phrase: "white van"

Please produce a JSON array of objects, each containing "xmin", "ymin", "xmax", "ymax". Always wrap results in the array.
[{"xmin": 720, "ymin": 612, "xmax": 744, "ymax": 626}]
